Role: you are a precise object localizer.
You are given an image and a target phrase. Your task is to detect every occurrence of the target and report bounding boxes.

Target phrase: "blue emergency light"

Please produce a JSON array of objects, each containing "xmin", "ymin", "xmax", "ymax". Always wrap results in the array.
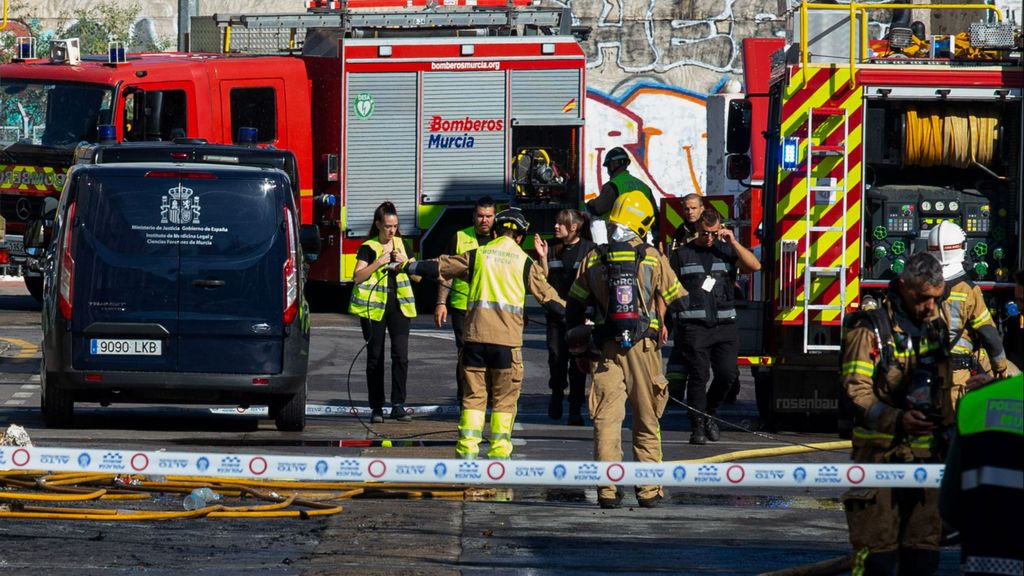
[
  {"xmin": 781, "ymin": 137, "xmax": 800, "ymax": 171},
  {"xmin": 237, "ymin": 127, "xmax": 259, "ymax": 145},
  {"xmin": 98, "ymin": 124, "xmax": 117, "ymax": 144}
]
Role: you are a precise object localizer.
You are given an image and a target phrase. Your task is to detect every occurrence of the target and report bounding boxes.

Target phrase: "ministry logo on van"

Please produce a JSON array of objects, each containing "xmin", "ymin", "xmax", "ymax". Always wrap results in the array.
[{"xmin": 161, "ymin": 184, "xmax": 201, "ymax": 225}]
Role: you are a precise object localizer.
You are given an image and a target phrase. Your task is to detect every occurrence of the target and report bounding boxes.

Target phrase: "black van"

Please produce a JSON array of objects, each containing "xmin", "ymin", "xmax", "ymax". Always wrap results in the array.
[{"xmin": 34, "ymin": 147, "xmax": 319, "ymax": 431}]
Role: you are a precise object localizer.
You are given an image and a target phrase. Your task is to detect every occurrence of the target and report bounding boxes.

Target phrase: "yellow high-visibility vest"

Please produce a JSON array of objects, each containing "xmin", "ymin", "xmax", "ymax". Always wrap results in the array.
[
  {"xmin": 349, "ymin": 237, "xmax": 416, "ymax": 320},
  {"xmin": 468, "ymin": 236, "xmax": 528, "ymax": 316},
  {"xmin": 450, "ymin": 226, "xmax": 480, "ymax": 311}
]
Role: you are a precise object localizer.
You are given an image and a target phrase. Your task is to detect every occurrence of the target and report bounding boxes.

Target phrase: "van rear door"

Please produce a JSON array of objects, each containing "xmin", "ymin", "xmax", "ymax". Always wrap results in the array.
[
  {"xmin": 176, "ymin": 171, "xmax": 286, "ymax": 374},
  {"xmin": 70, "ymin": 171, "xmax": 181, "ymax": 372}
]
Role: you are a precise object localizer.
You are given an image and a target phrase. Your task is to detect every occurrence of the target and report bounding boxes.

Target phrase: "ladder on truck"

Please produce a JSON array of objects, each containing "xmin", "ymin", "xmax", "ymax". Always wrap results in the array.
[
  {"xmin": 801, "ymin": 106, "xmax": 849, "ymax": 353},
  {"xmin": 191, "ymin": 0, "xmax": 578, "ymax": 55}
]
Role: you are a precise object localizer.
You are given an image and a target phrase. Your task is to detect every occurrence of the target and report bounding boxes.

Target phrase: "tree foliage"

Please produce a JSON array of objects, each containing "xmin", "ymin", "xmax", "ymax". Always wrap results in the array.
[{"xmin": 2, "ymin": 0, "xmax": 166, "ymax": 62}]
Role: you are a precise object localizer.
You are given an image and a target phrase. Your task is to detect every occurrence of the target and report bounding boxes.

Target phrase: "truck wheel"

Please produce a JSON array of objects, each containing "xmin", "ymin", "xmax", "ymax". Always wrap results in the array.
[
  {"xmin": 40, "ymin": 357, "xmax": 73, "ymax": 428},
  {"xmin": 274, "ymin": 384, "xmax": 306, "ymax": 432},
  {"xmin": 24, "ymin": 276, "xmax": 43, "ymax": 304}
]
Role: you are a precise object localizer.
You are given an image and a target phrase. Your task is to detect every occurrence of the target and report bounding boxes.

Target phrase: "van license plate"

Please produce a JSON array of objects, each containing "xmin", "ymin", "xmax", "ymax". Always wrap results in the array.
[{"xmin": 90, "ymin": 339, "xmax": 162, "ymax": 356}]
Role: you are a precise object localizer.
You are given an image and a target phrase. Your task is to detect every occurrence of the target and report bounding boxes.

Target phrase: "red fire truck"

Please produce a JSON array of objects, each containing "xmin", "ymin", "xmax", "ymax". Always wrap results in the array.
[
  {"xmin": 676, "ymin": 3, "xmax": 1022, "ymax": 429},
  {"xmin": 0, "ymin": 0, "xmax": 587, "ymax": 302}
]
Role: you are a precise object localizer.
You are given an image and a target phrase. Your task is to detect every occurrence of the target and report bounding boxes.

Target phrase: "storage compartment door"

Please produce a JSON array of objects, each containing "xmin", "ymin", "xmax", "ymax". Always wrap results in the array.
[
  {"xmin": 422, "ymin": 71, "xmax": 506, "ymax": 203},
  {"xmin": 345, "ymin": 72, "xmax": 418, "ymax": 238},
  {"xmin": 510, "ymin": 69, "xmax": 581, "ymax": 123}
]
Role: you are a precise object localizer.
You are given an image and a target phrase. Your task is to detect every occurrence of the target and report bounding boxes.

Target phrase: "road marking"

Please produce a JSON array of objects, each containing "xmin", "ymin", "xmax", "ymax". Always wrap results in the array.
[
  {"xmin": 20, "ymin": 384, "xmax": 39, "ymax": 390},
  {"xmin": 4, "ymin": 399, "xmax": 25, "ymax": 406},
  {"xmin": 0, "ymin": 337, "xmax": 39, "ymax": 358},
  {"xmin": 11, "ymin": 392, "xmax": 32, "ymax": 399}
]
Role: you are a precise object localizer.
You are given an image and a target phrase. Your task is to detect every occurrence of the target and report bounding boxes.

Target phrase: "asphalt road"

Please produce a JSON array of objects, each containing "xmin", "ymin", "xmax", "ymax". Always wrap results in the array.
[{"xmin": 0, "ymin": 279, "xmax": 962, "ymax": 575}]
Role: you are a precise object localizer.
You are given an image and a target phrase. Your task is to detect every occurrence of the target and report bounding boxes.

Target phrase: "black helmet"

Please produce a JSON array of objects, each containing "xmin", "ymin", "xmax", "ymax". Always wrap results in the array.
[
  {"xmin": 494, "ymin": 207, "xmax": 530, "ymax": 234},
  {"xmin": 603, "ymin": 146, "xmax": 630, "ymax": 168}
]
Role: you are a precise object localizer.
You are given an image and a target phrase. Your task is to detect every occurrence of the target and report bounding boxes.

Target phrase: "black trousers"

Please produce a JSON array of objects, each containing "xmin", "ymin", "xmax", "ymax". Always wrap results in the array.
[
  {"xmin": 545, "ymin": 316, "xmax": 586, "ymax": 406},
  {"xmin": 451, "ymin": 308, "xmax": 467, "ymax": 401},
  {"xmin": 360, "ymin": 295, "xmax": 410, "ymax": 411},
  {"xmin": 678, "ymin": 321, "xmax": 739, "ymax": 417}
]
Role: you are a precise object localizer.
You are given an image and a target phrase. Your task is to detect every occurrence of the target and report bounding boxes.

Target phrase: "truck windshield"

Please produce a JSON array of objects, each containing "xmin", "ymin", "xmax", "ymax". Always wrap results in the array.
[{"xmin": 0, "ymin": 81, "xmax": 114, "ymax": 147}]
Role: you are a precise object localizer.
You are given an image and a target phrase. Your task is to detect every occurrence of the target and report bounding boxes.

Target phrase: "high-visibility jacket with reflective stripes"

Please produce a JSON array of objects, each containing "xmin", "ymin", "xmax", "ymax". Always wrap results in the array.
[
  {"xmin": 609, "ymin": 170, "xmax": 655, "ymax": 212},
  {"xmin": 348, "ymin": 237, "xmax": 416, "ymax": 321},
  {"xmin": 569, "ymin": 237, "xmax": 685, "ymax": 343},
  {"xmin": 945, "ymin": 374, "xmax": 1023, "ymax": 574},
  {"xmin": 840, "ymin": 293, "xmax": 952, "ymax": 456},
  {"xmin": 669, "ymin": 241, "xmax": 738, "ymax": 324},
  {"xmin": 941, "ymin": 275, "xmax": 1008, "ymax": 373},
  {"xmin": 449, "ymin": 227, "xmax": 480, "ymax": 311},
  {"xmin": 436, "ymin": 235, "xmax": 564, "ymax": 348}
]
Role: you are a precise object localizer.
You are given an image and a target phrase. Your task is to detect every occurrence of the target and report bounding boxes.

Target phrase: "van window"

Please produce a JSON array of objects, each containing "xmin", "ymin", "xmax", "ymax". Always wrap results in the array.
[
  {"xmin": 123, "ymin": 89, "xmax": 188, "ymax": 142},
  {"xmin": 78, "ymin": 174, "xmax": 281, "ymax": 258},
  {"xmin": 230, "ymin": 87, "xmax": 277, "ymax": 144}
]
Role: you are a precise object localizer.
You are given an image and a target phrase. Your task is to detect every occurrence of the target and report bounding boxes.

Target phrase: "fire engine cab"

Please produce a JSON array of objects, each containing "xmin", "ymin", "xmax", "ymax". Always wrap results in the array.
[
  {"xmin": 698, "ymin": 3, "xmax": 1022, "ymax": 429},
  {"xmin": 0, "ymin": 0, "xmax": 587, "ymax": 302}
]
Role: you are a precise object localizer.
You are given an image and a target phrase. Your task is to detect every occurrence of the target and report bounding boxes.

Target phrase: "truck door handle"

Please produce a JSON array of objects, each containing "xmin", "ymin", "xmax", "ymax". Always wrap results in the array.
[{"xmin": 192, "ymin": 279, "xmax": 226, "ymax": 289}]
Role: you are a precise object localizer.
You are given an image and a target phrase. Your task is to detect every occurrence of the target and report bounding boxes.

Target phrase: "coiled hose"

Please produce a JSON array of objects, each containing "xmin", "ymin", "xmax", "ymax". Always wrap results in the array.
[{"xmin": 904, "ymin": 106, "xmax": 998, "ymax": 170}]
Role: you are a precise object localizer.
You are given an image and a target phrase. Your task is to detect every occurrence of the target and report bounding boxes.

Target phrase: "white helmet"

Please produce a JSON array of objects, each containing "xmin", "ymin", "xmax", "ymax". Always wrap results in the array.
[{"xmin": 927, "ymin": 221, "xmax": 967, "ymax": 280}]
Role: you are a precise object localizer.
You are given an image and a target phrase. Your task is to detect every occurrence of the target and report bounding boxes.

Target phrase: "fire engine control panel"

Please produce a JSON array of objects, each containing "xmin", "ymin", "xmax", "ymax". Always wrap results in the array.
[{"xmin": 866, "ymin": 186, "xmax": 1011, "ymax": 282}]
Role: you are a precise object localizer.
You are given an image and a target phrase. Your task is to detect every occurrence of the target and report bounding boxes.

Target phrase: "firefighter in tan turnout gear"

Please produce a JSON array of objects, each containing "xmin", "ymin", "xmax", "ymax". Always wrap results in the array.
[
  {"xmin": 566, "ymin": 191, "xmax": 687, "ymax": 508},
  {"xmin": 399, "ymin": 208, "xmax": 564, "ymax": 459},
  {"xmin": 840, "ymin": 252, "xmax": 952, "ymax": 576},
  {"xmin": 927, "ymin": 221, "xmax": 1011, "ymax": 420}
]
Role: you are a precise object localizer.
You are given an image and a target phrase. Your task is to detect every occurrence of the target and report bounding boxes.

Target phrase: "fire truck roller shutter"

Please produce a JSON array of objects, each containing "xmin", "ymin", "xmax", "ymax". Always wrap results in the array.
[
  {"xmin": 345, "ymin": 72, "xmax": 418, "ymax": 238},
  {"xmin": 510, "ymin": 69, "xmax": 581, "ymax": 121},
  {"xmin": 421, "ymin": 71, "xmax": 507, "ymax": 204}
]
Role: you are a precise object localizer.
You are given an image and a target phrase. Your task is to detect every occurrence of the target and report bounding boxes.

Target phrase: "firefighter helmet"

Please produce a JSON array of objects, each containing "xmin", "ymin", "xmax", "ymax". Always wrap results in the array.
[
  {"xmin": 608, "ymin": 190, "xmax": 655, "ymax": 238},
  {"xmin": 603, "ymin": 146, "xmax": 630, "ymax": 168},
  {"xmin": 494, "ymin": 207, "xmax": 530, "ymax": 234},
  {"xmin": 927, "ymin": 220, "xmax": 967, "ymax": 280}
]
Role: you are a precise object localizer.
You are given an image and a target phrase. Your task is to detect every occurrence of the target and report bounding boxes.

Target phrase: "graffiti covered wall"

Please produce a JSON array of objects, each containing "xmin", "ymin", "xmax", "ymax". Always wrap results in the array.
[{"xmin": 15, "ymin": 0, "xmax": 1021, "ymax": 205}]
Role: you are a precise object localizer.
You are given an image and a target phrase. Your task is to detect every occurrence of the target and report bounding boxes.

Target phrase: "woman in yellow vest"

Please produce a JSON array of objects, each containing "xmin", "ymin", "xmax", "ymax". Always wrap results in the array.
[{"xmin": 349, "ymin": 201, "xmax": 418, "ymax": 423}]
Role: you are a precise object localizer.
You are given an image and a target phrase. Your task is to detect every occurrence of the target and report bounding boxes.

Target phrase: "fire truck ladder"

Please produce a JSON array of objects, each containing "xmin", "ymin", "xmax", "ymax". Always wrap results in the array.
[{"xmin": 801, "ymin": 106, "xmax": 849, "ymax": 353}]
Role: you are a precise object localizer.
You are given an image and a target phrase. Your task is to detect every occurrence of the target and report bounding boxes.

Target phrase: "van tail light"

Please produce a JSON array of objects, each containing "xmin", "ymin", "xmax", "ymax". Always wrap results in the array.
[
  {"xmin": 283, "ymin": 207, "xmax": 299, "ymax": 325},
  {"xmin": 0, "ymin": 248, "xmax": 9, "ymax": 265},
  {"xmin": 58, "ymin": 202, "xmax": 76, "ymax": 320}
]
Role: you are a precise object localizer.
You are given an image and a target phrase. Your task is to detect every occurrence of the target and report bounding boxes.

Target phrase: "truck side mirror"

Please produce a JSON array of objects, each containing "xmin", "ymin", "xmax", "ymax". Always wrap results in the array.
[
  {"xmin": 726, "ymin": 154, "xmax": 751, "ymax": 181},
  {"xmin": 24, "ymin": 197, "xmax": 60, "ymax": 256},
  {"xmin": 299, "ymin": 224, "xmax": 321, "ymax": 263}
]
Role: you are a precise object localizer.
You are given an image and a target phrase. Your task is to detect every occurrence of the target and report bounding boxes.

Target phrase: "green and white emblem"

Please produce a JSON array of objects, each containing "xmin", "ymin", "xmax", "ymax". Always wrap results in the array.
[{"xmin": 354, "ymin": 92, "xmax": 375, "ymax": 120}]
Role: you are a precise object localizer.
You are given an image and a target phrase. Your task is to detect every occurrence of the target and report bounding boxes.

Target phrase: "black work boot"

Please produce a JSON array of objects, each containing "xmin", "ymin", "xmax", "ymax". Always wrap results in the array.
[
  {"xmin": 567, "ymin": 402, "xmax": 584, "ymax": 426},
  {"xmin": 689, "ymin": 416, "xmax": 707, "ymax": 445},
  {"xmin": 548, "ymin": 388, "xmax": 564, "ymax": 420},
  {"xmin": 897, "ymin": 548, "xmax": 939, "ymax": 576},
  {"xmin": 705, "ymin": 417, "xmax": 721, "ymax": 442},
  {"xmin": 598, "ymin": 489, "xmax": 623, "ymax": 509}
]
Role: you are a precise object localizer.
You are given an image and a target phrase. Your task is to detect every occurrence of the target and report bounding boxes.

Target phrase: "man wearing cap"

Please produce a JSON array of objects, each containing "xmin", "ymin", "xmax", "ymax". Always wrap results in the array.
[
  {"xmin": 927, "ymin": 221, "xmax": 1010, "ymax": 425},
  {"xmin": 587, "ymin": 147, "xmax": 657, "ymax": 235},
  {"xmin": 399, "ymin": 208, "xmax": 565, "ymax": 460}
]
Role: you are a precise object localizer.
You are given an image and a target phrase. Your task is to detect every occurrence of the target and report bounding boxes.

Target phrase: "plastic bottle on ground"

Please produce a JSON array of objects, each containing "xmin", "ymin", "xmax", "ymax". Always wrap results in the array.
[{"xmin": 182, "ymin": 487, "xmax": 221, "ymax": 510}]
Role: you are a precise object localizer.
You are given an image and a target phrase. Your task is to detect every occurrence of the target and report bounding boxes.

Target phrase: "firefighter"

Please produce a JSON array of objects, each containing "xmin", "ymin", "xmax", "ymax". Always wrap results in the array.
[
  {"xmin": 534, "ymin": 209, "xmax": 596, "ymax": 425},
  {"xmin": 927, "ymin": 221, "xmax": 1010, "ymax": 419},
  {"xmin": 670, "ymin": 209, "xmax": 760, "ymax": 444},
  {"xmin": 399, "ymin": 208, "xmax": 564, "ymax": 459},
  {"xmin": 566, "ymin": 191, "xmax": 687, "ymax": 508},
  {"xmin": 349, "ymin": 201, "xmax": 417, "ymax": 423},
  {"xmin": 939, "ymin": 372, "xmax": 1023, "ymax": 576},
  {"xmin": 586, "ymin": 147, "xmax": 657, "ymax": 240},
  {"xmin": 840, "ymin": 252, "xmax": 952, "ymax": 576},
  {"xmin": 669, "ymin": 193, "xmax": 705, "ymax": 248},
  {"xmin": 665, "ymin": 193, "xmax": 706, "ymax": 399},
  {"xmin": 434, "ymin": 196, "xmax": 496, "ymax": 402}
]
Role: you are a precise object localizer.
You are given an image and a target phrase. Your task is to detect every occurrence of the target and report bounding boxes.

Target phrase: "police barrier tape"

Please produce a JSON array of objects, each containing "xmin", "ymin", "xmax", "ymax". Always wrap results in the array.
[
  {"xmin": 0, "ymin": 446, "xmax": 946, "ymax": 488},
  {"xmin": 208, "ymin": 404, "xmax": 461, "ymax": 417}
]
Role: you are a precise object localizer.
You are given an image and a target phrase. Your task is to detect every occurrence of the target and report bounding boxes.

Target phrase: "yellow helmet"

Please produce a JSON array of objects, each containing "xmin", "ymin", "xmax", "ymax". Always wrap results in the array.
[{"xmin": 608, "ymin": 190, "xmax": 655, "ymax": 237}]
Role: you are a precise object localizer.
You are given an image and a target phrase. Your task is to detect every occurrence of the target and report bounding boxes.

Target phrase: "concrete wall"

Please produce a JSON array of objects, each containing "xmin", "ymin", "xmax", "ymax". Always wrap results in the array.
[{"xmin": 15, "ymin": 0, "xmax": 1021, "ymax": 201}]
